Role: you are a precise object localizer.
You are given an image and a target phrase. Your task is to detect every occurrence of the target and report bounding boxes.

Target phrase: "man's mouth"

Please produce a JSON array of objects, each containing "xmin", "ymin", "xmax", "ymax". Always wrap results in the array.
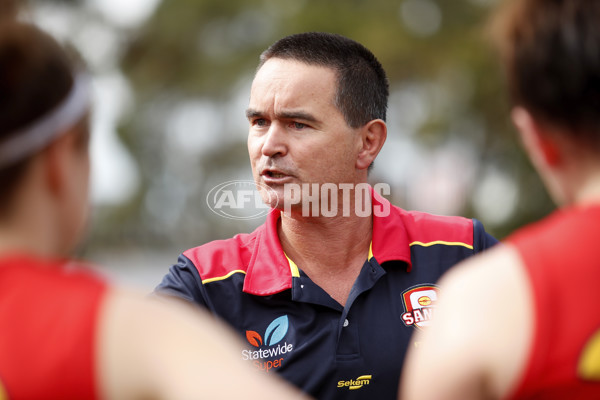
[{"xmin": 264, "ymin": 171, "xmax": 287, "ymax": 178}]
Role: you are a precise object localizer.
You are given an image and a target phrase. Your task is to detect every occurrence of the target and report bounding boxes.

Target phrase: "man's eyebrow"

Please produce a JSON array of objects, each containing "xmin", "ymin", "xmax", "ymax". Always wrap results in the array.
[
  {"xmin": 245, "ymin": 108, "xmax": 262, "ymax": 119},
  {"xmin": 277, "ymin": 111, "xmax": 318, "ymax": 123},
  {"xmin": 245, "ymin": 109, "xmax": 319, "ymax": 124}
]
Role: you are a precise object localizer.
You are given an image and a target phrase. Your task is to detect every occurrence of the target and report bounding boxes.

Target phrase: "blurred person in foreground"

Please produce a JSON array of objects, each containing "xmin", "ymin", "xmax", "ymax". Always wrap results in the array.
[
  {"xmin": 0, "ymin": 21, "xmax": 308, "ymax": 400},
  {"xmin": 155, "ymin": 31, "xmax": 497, "ymax": 399},
  {"xmin": 401, "ymin": 0, "xmax": 600, "ymax": 399}
]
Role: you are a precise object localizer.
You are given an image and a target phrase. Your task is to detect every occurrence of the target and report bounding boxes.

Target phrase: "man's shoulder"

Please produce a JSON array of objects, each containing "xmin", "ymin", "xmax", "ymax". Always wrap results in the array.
[
  {"xmin": 392, "ymin": 206, "xmax": 475, "ymax": 246},
  {"xmin": 180, "ymin": 226, "xmax": 265, "ymax": 282},
  {"xmin": 399, "ymin": 208, "xmax": 472, "ymax": 228}
]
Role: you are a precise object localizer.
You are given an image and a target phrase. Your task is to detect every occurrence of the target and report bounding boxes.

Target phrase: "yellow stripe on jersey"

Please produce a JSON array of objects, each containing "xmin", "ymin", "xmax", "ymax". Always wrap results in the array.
[
  {"xmin": 285, "ymin": 254, "xmax": 301, "ymax": 278},
  {"xmin": 368, "ymin": 242, "xmax": 374, "ymax": 261},
  {"xmin": 409, "ymin": 240, "xmax": 473, "ymax": 250},
  {"xmin": 579, "ymin": 329, "xmax": 600, "ymax": 381},
  {"xmin": 202, "ymin": 269, "xmax": 246, "ymax": 284}
]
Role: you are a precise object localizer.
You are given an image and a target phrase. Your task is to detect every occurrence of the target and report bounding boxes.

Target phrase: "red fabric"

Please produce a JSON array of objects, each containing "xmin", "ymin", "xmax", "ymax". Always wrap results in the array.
[
  {"xmin": 0, "ymin": 255, "xmax": 108, "ymax": 400},
  {"xmin": 508, "ymin": 205, "xmax": 600, "ymax": 399}
]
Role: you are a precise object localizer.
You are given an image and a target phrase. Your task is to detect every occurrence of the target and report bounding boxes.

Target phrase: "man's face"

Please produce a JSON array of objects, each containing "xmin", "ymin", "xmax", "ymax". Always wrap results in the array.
[{"xmin": 247, "ymin": 58, "xmax": 361, "ymax": 211}]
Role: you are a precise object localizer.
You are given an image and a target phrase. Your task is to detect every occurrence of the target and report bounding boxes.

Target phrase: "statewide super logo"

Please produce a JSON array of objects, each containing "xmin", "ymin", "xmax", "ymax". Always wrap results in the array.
[
  {"xmin": 243, "ymin": 315, "xmax": 294, "ymax": 372},
  {"xmin": 401, "ymin": 284, "xmax": 439, "ymax": 329}
]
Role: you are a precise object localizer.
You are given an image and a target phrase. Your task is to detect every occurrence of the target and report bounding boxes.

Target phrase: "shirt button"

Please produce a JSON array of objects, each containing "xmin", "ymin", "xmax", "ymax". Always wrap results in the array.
[{"xmin": 343, "ymin": 319, "xmax": 349, "ymax": 327}]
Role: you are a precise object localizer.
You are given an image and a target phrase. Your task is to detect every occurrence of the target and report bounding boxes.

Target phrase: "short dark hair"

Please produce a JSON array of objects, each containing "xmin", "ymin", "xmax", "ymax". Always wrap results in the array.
[
  {"xmin": 492, "ymin": 0, "xmax": 600, "ymax": 146},
  {"xmin": 258, "ymin": 32, "xmax": 389, "ymax": 128},
  {"xmin": 0, "ymin": 22, "xmax": 75, "ymax": 211}
]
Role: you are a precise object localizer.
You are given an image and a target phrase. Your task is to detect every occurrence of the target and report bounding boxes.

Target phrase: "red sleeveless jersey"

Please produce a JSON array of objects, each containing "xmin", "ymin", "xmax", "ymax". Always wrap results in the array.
[
  {"xmin": 0, "ymin": 255, "xmax": 108, "ymax": 399},
  {"xmin": 508, "ymin": 205, "xmax": 600, "ymax": 399}
]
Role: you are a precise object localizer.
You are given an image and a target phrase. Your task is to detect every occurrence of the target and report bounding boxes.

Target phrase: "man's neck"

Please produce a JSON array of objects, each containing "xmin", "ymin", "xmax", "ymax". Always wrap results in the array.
[{"xmin": 278, "ymin": 211, "xmax": 373, "ymax": 306}]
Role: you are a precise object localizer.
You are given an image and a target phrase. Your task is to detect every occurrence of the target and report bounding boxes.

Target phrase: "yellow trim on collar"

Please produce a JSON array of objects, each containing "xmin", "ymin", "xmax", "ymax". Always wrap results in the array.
[
  {"xmin": 285, "ymin": 254, "xmax": 301, "ymax": 278},
  {"xmin": 409, "ymin": 240, "xmax": 473, "ymax": 250}
]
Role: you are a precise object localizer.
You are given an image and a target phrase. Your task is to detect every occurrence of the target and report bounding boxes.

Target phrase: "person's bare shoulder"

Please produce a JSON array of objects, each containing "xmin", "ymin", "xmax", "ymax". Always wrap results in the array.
[
  {"xmin": 98, "ymin": 288, "xmax": 311, "ymax": 400},
  {"xmin": 401, "ymin": 244, "xmax": 533, "ymax": 400}
]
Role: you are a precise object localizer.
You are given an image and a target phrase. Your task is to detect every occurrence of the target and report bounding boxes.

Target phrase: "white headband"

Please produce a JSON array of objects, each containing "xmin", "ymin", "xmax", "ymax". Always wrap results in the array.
[{"xmin": 0, "ymin": 73, "xmax": 91, "ymax": 169}]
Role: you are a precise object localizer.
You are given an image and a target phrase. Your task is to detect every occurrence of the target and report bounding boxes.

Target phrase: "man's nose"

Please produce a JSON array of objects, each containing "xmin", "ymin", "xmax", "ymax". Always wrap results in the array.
[{"xmin": 261, "ymin": 122, "xmax": 288, "ymax": 158}]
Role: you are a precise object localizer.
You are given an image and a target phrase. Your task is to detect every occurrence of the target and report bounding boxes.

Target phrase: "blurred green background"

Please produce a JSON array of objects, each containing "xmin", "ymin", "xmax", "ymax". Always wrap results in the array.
[{"xmin": 10, "ymin": 0, "xmax": 554, "ymax": 287}]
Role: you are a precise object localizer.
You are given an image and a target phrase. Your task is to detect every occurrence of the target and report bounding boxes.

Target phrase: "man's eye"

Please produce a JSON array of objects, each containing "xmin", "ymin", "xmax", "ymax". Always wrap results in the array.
[
  {"xmin": 292, "ymin": 122, "xmax": 306, "ymax": 130},
  {"xmin": 253, "ymin": 118, "xmax": 268, "ymax": 127}
]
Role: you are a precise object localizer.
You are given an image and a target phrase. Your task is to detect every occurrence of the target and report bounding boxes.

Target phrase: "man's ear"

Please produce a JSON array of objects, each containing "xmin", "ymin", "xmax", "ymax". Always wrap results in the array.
[
  {"xmin": 511, "ymin": 107, "xmax": 561, "ymax": 167},
  {"xmin": 356, "ymin": 119, "xmax": 387, "ymax": 170}
]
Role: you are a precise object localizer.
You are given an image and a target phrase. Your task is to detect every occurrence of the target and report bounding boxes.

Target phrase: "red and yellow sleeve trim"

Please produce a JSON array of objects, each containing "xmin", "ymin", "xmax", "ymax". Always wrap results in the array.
[{"xmin": 201, "ymin": 269, "xmax": 247, "ymax": 284}]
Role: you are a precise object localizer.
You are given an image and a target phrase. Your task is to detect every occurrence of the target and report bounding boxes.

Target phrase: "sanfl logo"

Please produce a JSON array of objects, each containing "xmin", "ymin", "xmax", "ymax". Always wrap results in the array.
[{"xmin": 246, "ymin": 315, "xmax": 289, "ymax": 347}]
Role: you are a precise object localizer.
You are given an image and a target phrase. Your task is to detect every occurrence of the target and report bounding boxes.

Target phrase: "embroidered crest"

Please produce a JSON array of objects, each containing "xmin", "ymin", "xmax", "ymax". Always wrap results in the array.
[{"xmin": 401, "ymin": 285, "xmax": 439, "ymax": 329}]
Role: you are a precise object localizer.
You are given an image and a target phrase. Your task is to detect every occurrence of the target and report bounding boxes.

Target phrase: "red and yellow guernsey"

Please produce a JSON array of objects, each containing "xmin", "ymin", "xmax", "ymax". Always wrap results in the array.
[
  {"xmin": 0, "ymin": 255, "xmax": 107, "ymax": 400},
  {"xmin": 507, "ymin": 205, "xmax": 600, "ymax": 399},
  {"xmin": 156, "ymin": 189, "xmax": 497, "ymax": 399}
]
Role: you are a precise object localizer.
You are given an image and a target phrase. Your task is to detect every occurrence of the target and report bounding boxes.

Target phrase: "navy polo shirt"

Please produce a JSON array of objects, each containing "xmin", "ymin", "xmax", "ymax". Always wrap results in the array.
[{"xmin": 156, "ymin": 192, "xmax": 497, "ymax": 399}]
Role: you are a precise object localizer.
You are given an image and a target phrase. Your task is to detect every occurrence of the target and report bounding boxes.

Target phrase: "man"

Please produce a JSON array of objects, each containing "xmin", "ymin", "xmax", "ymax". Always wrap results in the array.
[
  {"xmin": 156, "ymin": 32, "xmax": 497, "ymax": 399},
  {"xmin": 0, "ymin": 21, "xmax": 307, "ymax": 399},
  {"xmin": 401, "ymin": 0, "xmax": 600, "ymax": 399}
]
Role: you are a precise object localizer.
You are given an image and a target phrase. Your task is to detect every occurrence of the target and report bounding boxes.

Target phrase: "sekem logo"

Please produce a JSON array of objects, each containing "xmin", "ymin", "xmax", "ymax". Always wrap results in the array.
[{"xmin": 337, "ymin": 375, "xmax": 372, "ymax": 390}]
